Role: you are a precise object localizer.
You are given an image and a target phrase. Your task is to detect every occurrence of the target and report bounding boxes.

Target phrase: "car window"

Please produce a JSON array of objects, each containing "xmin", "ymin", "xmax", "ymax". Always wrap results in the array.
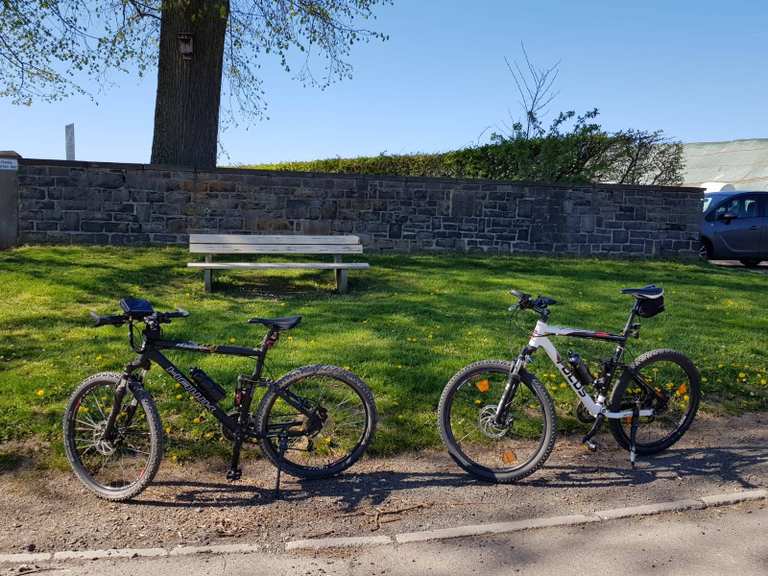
[
  {"xmin": 703, "ymin": 193, "xmax": 728, "ymax": 212},
  {"xmin": 714, "ymin": 196, "xmax": 762, "ymax": 220}
]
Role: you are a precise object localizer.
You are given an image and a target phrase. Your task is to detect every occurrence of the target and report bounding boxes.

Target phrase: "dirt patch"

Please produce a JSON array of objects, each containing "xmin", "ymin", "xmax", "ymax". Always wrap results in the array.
[{"xmin": 0, "ymin": 413, "xmax": 766, "ymax": 555}]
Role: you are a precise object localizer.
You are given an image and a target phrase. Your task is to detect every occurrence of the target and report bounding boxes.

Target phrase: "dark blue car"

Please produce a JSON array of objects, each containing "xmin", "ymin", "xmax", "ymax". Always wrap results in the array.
[{"xmin": 700, "ymin": 191, "xmax": 768, "ymax": 267}]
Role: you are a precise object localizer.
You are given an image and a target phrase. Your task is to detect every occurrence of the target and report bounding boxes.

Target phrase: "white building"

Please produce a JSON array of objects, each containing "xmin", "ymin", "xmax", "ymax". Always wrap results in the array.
[{"xmin": 683, "ymin": 138, "xmax": 768, "ymax": 191}]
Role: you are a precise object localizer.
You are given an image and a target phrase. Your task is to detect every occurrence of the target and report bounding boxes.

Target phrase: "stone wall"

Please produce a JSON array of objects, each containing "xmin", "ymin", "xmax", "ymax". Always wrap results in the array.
[{"xmin": 13, "ymin": 158, "xmax": 703, "ymax": 257}]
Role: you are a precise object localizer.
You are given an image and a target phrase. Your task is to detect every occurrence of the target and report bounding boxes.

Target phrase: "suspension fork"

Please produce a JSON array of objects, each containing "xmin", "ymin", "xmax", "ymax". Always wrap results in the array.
[
  {"xmin": 103, "ymin": 362, "xmax": 148, "ymax": 441},
  {"xmin": 494, "ymin": 346, "xmax": 534, "ymax": 425}
]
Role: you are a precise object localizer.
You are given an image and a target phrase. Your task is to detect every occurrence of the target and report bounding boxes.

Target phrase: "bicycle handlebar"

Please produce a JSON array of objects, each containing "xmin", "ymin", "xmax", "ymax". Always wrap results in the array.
[
  {"xmin": 89, "ymin": 308, "xmax": 190, "ymax": 328},
  {"xmin": 509, "ymin": 289, "xmax": 558, "ymax": 319},
  {"xmin": 90, "ymin": 311, "xmax": 127, "ymax": 327}
]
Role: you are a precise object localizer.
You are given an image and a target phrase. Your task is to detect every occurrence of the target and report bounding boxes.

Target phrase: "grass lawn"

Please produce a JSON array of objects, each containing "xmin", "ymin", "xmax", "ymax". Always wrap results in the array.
[{"xmin": 1, "ymin": 246, "xmax": 767, "ymax": 466}]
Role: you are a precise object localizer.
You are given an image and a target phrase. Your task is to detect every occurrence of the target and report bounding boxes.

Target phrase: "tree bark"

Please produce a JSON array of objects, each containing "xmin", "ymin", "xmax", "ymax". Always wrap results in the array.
[{"xmin": 151, "ymin": 1, "xmax": 228, "ymax": 168}]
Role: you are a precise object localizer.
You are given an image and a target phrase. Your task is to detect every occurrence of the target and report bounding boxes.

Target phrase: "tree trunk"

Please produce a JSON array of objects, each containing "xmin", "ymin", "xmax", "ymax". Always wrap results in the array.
[{"xmin": 151, "ymin": 1, "xmax": 228, "ymax": 168}]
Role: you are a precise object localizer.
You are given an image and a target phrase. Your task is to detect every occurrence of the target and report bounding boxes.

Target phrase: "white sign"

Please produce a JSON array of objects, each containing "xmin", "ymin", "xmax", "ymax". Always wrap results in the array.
[{"xmin": 0, "ymin": 158, "xmax": 18, "ymax": 171}]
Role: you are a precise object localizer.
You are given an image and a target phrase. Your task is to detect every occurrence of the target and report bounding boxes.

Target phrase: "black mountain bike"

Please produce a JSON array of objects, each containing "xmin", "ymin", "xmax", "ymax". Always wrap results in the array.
[
  {"xmin": 438, "ymin": 285, "xmax": 700, "ymax": 483},
  {"xmin": 63, "ymin": 297, "xmax": 377, "ymax": 501}
]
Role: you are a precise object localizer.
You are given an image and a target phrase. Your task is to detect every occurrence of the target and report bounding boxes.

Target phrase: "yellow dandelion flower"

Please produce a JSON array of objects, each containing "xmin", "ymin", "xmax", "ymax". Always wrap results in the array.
[
  {"xmin": 738, "ymin": 372, "xmax": 747, "ymax": 379},
  {"xmin": 35, "ymin": 389, "xmax": 45, "ymax": 397},
  {"xmin": 175, "ymin": 394, "xmax": 183, "ymax": 400},
  {"xmin": 229, "ymin": 337, "xmax": 236, "ymax": 343}
]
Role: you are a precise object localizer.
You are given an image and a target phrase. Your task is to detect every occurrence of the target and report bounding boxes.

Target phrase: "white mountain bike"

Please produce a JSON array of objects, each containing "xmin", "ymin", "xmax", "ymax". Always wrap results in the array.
[{"xmin": 438, "ymin": 285, "xmax": 700, "ymax": 483}]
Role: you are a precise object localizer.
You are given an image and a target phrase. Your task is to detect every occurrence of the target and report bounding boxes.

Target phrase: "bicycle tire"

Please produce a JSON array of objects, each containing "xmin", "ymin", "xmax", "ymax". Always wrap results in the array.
[
  {"xmin": 255, "ymin": 365, "xmax": 377, "ymax": 479},
  {"xmin": 608, "ymin": 349, "xmax": 700, "ymax": 455},
  {"xmin": 63, "ymin": 372, "xmax": 164, "ymax": 501},
  {"xmin": 438, "ymin": 360, "xmax": 557, "ymax": 483}
]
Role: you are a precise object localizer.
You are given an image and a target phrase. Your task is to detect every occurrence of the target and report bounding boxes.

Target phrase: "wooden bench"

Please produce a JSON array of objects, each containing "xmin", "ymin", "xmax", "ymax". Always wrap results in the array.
[{"xmin": 187, "ymin": 234, "xmax": 370, "ymax": 293}]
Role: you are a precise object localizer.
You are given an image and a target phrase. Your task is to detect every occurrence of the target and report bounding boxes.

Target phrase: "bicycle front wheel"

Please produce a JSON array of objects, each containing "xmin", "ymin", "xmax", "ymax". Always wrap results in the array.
[
  {"xmin": 438, "ymin": 360, "xmax": 556, "ymax": 483},
  {"xmin": 63, "ymin": 372, "xmax": 163, "ymax": 501},
  {"xmin": 256, "ymin": 365, "xmax": 377, "ymax": 479},
  {"xmin": 608, "ymin": 349, "xmax": 701, "ymax": 455}
]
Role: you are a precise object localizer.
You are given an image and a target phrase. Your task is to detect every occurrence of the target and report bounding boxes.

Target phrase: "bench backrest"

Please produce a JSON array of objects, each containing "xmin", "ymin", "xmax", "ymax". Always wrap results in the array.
[{"xmin": 189, "ymin": 234, "xmax": 363, "ymax": 255}]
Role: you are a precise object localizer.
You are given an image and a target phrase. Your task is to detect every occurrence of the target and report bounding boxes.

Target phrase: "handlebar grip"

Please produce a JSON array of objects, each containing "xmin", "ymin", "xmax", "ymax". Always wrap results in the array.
[
  {"xmin": 155, "ymin": 309, "xmax": 190, "ymax": 323},
  {"xmin": 90, "ymin": 311, "xmax": 126, "ymax": 327}
]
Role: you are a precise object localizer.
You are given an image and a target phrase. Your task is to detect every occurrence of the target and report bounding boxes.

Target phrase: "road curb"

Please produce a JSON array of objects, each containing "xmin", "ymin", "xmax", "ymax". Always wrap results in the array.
[
  {"xmin": 699, "ymin": 488, "xmax": 767, "ymax": 507},
  {"xmin": 395, "ymin": 514, "xmax": 599, "ymax": 544},
  {"xmin": 286, "ymin": 536, "xmax": 392, "ymax": 551},
  {"xmin": 594, "ymin": 498, "xmax": 705, "ymax": 520},
  {"xmin": 0, "ymin": 489, "xmax": 765, "ymax": 565}
]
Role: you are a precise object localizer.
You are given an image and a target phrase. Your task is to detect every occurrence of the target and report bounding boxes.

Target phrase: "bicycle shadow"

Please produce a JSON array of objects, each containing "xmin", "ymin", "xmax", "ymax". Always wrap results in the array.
[
  {"xmin": 529, "ymin": 444, "xmax": 768, "ymax": 490},
  {"xmin": 134, "ymin": 443, "xmax": 768, "ymax": 510},
  {"xmin": 137, "ymin": 468, "xmax": 474, "ymax": 511}
]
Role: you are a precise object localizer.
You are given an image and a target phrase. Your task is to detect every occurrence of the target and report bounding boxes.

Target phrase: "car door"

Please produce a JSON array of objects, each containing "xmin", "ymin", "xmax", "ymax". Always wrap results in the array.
[
  {"xmin": 759, "ymin": 197, "xmax": 768, "ymax": 258},
  {"xmin": 711, "ymin": 195, "xmax": 763, "ymax": 256}
]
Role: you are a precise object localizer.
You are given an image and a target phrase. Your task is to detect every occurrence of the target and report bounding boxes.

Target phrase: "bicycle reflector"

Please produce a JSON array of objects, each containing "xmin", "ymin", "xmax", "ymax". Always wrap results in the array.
[
  {"xmin": 501, "ymin": 450, "xmax": 518, "ymax": 465},
  {"xmin": 475, "ymin": 379, "xmax": 490, "ymax": 393}
]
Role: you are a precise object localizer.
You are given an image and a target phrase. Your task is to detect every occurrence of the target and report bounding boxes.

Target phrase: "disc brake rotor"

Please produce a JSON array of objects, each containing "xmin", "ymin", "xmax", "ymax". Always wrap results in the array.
[{"xmin": 477, "ymin": 405, "xmax": 513, "ymax": 439}]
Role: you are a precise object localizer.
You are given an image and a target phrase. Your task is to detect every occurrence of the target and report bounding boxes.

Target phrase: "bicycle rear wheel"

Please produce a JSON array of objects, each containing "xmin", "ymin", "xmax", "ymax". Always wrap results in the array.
[
  {"xmin": 608, "ymin": 349, "xmax": 700, "ymax": 455},
  {"xmin": 438, "ymin": 360, "xmax": 556, "ymax": 483},
  {"xmin": 256, "ymin": 365, "xmax": 377, "ymax": 479},
  {"xmin": 63, "ymin": 372, "xmax": 163, "ymax": 501}
]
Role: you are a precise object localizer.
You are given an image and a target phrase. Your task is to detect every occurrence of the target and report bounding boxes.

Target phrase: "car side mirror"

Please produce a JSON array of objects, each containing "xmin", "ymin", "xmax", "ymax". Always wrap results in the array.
[{"xmin": 718, "ymin": 211, "xmax": 737, "ymax": 223}]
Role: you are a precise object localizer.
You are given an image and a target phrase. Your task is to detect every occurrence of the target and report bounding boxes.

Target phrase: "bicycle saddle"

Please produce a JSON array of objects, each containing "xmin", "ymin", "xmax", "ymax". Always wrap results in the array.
[
  {"xmin": 621, "ymin": 285, "xmax": 663, "ymax": 299},
  {"xmin": 248, "ymin": 315, "xmax": 302, "ymax": 331}
]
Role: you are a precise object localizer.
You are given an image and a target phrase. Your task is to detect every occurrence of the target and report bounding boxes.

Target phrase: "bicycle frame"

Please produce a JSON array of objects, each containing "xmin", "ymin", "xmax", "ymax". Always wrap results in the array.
[
  {"xmin": 524, "ymin": 320, "xmax": 654, "ymax": 419},
  {"xmin": 117, "ymin": 326, "xmax": 315, "ymax": 442},
  {"xmin": 501, "ymin": 304, "xmax": 655, "ymax": 421}
]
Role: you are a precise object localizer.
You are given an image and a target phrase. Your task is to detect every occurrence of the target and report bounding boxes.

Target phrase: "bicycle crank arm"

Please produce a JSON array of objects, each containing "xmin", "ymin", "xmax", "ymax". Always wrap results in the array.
[{"xmin": 582, "ymin": 413, "xmax": 605, "ymax": 450}]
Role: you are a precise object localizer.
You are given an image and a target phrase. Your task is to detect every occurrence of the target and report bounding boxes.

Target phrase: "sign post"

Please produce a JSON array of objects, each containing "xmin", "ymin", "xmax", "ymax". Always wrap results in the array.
[
  {"xmin": 65, "ymin": 123, "xmax": 75, "ymax": 161},
  {"xmin": 0, "ymin": 151, "xmax": 20, "ymax": 249}
]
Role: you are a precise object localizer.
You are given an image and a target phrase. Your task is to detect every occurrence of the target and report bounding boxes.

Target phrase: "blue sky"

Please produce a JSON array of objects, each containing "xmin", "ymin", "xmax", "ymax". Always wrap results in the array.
[{"xmin": 1, "ymin": 0, "xmax": 766, "ymax": 164}]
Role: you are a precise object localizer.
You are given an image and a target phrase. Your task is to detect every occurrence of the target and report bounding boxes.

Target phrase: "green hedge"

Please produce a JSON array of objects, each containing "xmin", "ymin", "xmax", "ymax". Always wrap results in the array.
[{"xmin": 245, "ymin": 136, "xmax": 682, "ymax": 186}]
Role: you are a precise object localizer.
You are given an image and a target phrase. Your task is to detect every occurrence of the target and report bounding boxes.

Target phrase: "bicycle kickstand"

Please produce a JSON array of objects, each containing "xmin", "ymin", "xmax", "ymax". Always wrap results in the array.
[
  {"xmin": 274, "ymin": 433, "xmax": 289, "ymax": 500},
  {"xmin": 629, "ymin": 403, "xmax": 640, "ymax": 468},
  {"xmin": 227, "ymin": 436, "xmax": 243, "ymax": 481}
]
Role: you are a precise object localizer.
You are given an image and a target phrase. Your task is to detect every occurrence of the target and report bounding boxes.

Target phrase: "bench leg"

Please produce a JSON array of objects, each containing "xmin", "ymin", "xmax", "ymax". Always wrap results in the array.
[
  {"xmin": 204, "ymin": 255, "xmax": 213, "ymax": 292},
  {"xmin": 335, "ymin": 269, "xmax": 348, "ymax": 293},
  {"xmin": 334, "ymin": 255, "xmax": 348, "ymax": 293}
]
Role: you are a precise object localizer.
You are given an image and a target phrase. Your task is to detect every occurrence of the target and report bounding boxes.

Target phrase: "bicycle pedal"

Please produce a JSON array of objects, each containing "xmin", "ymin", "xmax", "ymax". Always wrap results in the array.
[
  {"xmin": 583, "ymin": 440, "xmax": 599, "ymax": 452},
  {"xmin": 226, "ymin": 468, "xmax": 242, "ymax": 481}
]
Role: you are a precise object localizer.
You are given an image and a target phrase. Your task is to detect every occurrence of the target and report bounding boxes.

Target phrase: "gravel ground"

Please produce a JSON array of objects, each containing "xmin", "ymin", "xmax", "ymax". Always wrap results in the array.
[{"xmin": 1, "ymin": 413, "xmax": 766, "ymax": 556}]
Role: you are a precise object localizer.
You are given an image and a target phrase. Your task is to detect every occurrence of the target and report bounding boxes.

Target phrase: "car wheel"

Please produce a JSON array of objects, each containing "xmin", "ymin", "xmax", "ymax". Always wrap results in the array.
[
  {"xmin": 698, "ymin": 239, "xmax": 713, "ymax": 260},
  {"xmin": 740, "ymin": 259, "xmax": 762, "ymax": 268}
]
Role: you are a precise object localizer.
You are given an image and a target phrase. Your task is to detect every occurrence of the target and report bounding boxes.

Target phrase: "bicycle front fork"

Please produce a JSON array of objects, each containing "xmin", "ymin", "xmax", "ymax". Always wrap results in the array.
[{"xmin": 493, "ymin": 349, "xmax": 532, "ymax": 425}]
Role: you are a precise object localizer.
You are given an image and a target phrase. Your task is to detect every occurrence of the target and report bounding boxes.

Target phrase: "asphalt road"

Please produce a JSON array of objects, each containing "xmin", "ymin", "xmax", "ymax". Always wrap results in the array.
[{"xmin": 13, "ymin": 502, "xmax": 765, "ymax": 576}]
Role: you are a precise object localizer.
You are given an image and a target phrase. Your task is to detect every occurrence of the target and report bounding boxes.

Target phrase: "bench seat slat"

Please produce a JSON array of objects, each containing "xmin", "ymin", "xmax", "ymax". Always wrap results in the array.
[
  {"xmin": 190, "ymin": 244, "xmax": 363, "ymax": 254},
  {"xmin": 189, "ymin": 234, "xmax": 360, "ymax": 245},
  {"xmin": 187, "ymin": 262, "xmax": 370, "ymax": 270}
]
